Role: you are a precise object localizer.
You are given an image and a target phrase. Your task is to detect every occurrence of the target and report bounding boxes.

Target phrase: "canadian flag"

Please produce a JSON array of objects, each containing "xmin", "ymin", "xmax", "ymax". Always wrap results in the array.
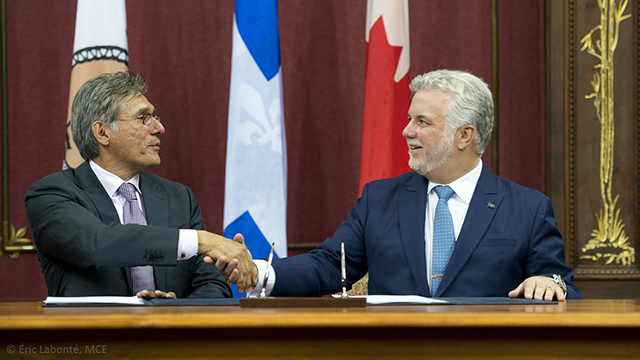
[{"xmin": 359, "ymin": 0, "xmax": 411, "ymax": 191}]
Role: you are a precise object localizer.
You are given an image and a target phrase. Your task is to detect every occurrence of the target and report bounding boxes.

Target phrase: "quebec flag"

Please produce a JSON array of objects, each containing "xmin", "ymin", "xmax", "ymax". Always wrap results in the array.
[{"xmin": 223, "ymin": 0, "xmax": 287, "ymax": 297}]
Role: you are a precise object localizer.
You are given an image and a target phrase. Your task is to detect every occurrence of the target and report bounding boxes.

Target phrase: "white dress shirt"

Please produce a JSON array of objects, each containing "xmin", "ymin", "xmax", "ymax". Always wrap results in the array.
[{"xmin": 89, "ymin": 160, "xmax": 198, "ymax": 261}]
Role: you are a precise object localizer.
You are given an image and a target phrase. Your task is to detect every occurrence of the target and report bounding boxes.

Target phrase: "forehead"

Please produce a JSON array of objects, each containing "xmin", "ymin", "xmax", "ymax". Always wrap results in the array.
[
  {"xmin": 409, "ymin": 89, "xmax": 454, "ymax": 117},
  {"xmin": 118, "ymin": 94, "xmax": 154, "ymax": 115}
]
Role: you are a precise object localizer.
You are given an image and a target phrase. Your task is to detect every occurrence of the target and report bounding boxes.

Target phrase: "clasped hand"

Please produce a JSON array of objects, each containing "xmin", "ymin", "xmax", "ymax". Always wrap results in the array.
[{"xmin": 197, "ymin": 231, "xmax": 258, "ymax": 293}]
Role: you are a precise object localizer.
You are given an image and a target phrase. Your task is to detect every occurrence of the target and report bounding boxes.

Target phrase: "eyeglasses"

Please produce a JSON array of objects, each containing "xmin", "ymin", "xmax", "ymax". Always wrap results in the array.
[{"xmin": 116, "ymin": 113, "xmax": 162, "ymax": 126}]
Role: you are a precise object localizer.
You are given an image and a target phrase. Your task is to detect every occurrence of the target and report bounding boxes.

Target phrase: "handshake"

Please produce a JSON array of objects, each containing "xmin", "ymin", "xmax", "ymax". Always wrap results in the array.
[{"xmin": 196, "ymin": 230, "xmax": 258, "ymax": 293}]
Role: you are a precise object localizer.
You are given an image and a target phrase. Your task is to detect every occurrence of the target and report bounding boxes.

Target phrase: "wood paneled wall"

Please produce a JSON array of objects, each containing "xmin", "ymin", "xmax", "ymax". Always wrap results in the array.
[{"xmin": 547, "ymin": 0, "xmax": 639, "ymax": 298}]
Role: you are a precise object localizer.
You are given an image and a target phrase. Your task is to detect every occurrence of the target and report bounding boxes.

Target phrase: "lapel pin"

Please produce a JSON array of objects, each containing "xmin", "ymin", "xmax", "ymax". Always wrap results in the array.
[{"xmin": 487, "ymin": 202, "xmax": 495, "ymax": 208}]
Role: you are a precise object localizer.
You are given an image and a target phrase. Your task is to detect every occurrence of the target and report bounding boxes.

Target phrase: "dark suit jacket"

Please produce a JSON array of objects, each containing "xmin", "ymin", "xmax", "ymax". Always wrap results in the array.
[
  {"xmin": 271, "ymin": 164, "xmax": 581, "ymax": 299},
  {"xmin": 25, "ymin": 161, "xmax": 231, "ymax": 298}
]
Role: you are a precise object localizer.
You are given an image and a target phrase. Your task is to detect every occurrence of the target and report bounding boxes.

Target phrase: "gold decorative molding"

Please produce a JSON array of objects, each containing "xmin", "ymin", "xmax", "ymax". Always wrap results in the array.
[
  {"xmin": 579, "ymin": 0, "xmax": 634, "ymax": 266},
  {"xmin": 1, "ymin": 224, "xmax": 34, "ymax": 260}
]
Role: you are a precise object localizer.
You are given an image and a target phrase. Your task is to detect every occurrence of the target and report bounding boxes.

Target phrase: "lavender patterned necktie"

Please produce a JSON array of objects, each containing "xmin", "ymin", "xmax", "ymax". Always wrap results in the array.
[{"xmin": 118, "ymin": 182, "xmax": 155, "ymax": 293}]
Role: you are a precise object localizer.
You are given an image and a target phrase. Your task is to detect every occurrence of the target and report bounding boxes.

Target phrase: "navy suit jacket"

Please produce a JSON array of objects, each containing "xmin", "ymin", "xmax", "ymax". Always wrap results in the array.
[
  {"xmin": 25, "ymin": 161, "xmax": 231, "ymax": 298},
  {"xmin": 271, "ymin": 164, "xmax": 581, "ymax": 299}
]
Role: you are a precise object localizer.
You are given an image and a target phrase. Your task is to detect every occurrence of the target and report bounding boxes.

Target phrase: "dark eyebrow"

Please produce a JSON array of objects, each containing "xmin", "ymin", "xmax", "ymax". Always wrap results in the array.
[{"xmin": 135, "ymin": 107, "xmax": 155, "ymax": 115}]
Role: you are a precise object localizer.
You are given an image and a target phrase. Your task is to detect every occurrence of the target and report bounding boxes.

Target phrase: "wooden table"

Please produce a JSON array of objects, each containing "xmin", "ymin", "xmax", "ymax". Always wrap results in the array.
[{"xmin": 0, "ymin": 299, "xmax": 639, "ymax": 359}]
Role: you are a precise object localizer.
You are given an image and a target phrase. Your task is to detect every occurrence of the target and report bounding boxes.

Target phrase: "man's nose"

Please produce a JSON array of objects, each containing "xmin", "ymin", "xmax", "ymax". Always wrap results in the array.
[
  {"xmin": 151, "ymin": 118, "xmax": 165, "ymax": 134},
  {"xmin": 402, "ymin": 121, "xmax": 415, "ymax": 138}
]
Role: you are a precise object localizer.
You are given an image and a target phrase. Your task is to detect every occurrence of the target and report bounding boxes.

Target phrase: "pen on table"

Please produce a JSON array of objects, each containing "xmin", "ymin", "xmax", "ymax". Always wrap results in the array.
[
  {"xmin": 259, "ymin": 242, "xmax": 275, "ymax": 299},
  {"xmin": 341, "ymin": 240, "xmax": 348, "ymax": 298}
]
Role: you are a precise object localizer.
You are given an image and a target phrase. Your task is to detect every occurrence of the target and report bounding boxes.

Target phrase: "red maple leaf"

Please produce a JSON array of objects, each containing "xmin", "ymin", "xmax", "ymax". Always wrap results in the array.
[{"xmin": 360, "ymin": 17, "xmax": 411, "ymax": 190}]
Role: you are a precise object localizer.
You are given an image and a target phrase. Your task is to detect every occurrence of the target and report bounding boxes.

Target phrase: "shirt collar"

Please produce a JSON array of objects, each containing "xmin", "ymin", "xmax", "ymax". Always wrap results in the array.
[
  {"xmin": 427, "ymin": 160, "xmax": 483, "ymax": 205},
  {"xmin": 89, "ymin": 160, "xmax": 141, "ymax": 198}
]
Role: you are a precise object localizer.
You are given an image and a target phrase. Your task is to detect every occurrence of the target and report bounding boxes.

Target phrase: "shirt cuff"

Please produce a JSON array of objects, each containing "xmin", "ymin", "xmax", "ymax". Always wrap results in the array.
[
  {"xmin": 177, "ymin": 229, "xmax": 198, "ymax": 261},
  {"xmin": 246, "ymin": 259, "xmax": 276, "ymax": 298}
]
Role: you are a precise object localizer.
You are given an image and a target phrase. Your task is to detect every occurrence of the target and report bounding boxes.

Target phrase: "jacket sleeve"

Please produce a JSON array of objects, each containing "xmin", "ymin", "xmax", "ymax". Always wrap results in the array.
[
  {"xmin": 182, "ymin": 185, "xmax": 232, "ymax": 298},
  {"xmin": 525, "ymin": 197, "xmax": 582, "ymax": 299},
  {"xmin": 25, "ymin": 174, "xmax": 179, "ymax": 269},
  {"xmin": 271, "ymin": 183, "xmax": 370, "ymax": 297}
]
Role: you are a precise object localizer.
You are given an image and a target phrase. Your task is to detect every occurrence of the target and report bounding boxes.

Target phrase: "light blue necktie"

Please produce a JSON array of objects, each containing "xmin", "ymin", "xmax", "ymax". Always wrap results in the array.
[
  {"xmin": 432, "ymin": 185, "xmax": 455, "ymax": 296},
  {"xmin": 119, "ymin": 182, "xmax": 155, "ymax": 293}
]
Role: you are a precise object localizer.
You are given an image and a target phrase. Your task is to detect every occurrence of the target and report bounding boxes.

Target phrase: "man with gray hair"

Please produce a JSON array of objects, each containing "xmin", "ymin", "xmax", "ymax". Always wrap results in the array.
[
  {"xmin": 236, "ymin": 69, "xmax": 580, "ymax": 301},
  {"xmin": 26, "ymin": 71, "xmax": 257, "ymax": 298}
]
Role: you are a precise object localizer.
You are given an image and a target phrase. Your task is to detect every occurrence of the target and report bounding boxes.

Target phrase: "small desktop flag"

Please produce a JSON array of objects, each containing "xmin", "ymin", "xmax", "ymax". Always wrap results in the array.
[
  {"xmin": 359, "ymin": 0, "xmax": 411, "ymax": 191},
  {"xmin": 64, "ymin": 0, "xmax": 129, "ymax": 169},
  {"xmin": 223, "ymin": 0, "xmax": 287, "ymax": 297}
]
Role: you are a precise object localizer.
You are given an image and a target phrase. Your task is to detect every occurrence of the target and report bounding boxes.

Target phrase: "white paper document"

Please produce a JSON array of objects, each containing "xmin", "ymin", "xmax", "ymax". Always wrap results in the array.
[
  {"xmin": 43, "ymin": 296, "xmax": 146, "ymax": 306},
  {"xmin": 332, "ymin": 294, "xmax": 448, "ymax": 305}
]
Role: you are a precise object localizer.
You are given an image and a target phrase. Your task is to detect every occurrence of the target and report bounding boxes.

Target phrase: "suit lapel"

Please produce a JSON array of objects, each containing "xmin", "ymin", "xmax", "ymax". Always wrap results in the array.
[
  {"xmin": 398, "ymin": 173, "xmax": 430, "ymax": 296},
  {"xmin": 139, "ymin": 172, "xmax": 169, "ymax": 291},
  {"xmin": 75, "ymin": 161, "xmax": 120, "ymax": 225},
  {"xmin": 139, "ymin": 172, "xmax": 168, "ymax": 226},
  {"xmin": 436, "ymin": 164, "xmax": 503, "ymax": 296}
]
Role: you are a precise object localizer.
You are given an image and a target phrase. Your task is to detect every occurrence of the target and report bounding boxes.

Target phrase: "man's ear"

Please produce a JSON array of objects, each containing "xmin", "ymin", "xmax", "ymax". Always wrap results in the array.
[
  {"xmin": 457, "ymin": 125, "xmax": 477, "ymax": 151},
  {"xmin": 91, "ymin": 121, "xmax": 111, "ymax": 146}
]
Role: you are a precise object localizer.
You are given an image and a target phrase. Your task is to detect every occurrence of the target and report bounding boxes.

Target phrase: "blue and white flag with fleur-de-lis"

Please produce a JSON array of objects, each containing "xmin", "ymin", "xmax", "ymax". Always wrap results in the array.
[{"xmin": 223, "ymin": 0, "xmax": 287, "ymax": 297}]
